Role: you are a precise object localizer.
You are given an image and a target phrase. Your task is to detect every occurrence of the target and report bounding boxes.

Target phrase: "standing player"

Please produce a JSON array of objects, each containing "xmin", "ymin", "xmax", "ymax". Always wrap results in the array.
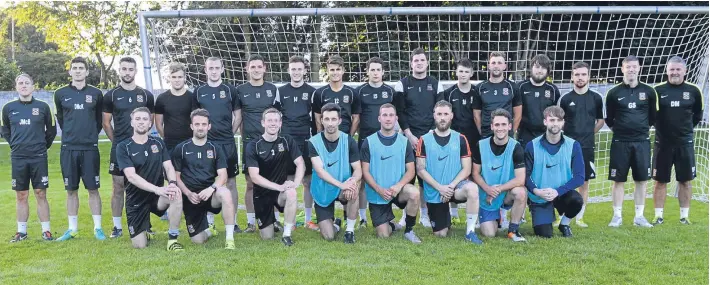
[
  {"xmin": 393, "ymin": 47, "xmax": 445, "ymax": 228},
  {"xmin": 116, "ymin": 107, "xmax": 183, "ymax": 250},
  {"xmin": 3, "ymin": 73, "xmax": 57, "ymax": 242},
  {"xmin": 524, "ymin": 106, "xmax": 585, "ymax": 238},
  {"xmin": 308, "ymin": 103, "xmax": 362, "ymax": 243},
  {"xmin": 416, "ymin": 101, "xmax": 482, "ymax": 244},
  {"xmin": 354, "ymin": 56, "xmax": 396, "ymax": 228},
  {"xmin": 193, "ymin": 56, "xmax": 242, "ymax": 233},
  {"xmin": 312, "ymin": 55, "xmax": 360, "ymax": 135},
  {"xmin": 605, "ymin": 55, "xmax": 657, "ymax": 228},
  {"xmin": 54, "ymin": 57, "xmax": 106, "ymax": 241},
  {"xmin": 473, "ymin": 51, "xmax": 522, "ymax": 139},
  {"xmin": 361, "ymin": 103, "xmax": 421, "ymax": 243},
  {"xmin": 156, "ymin": 62, "xmax": 193, "ymax": 154},
  {"xmin": 246, "ymin": 108, "xmax": 305, "ymax": 246},
  {"xmin": 652, "ymin": 56, "xmax": 704, "ymax": 225},
  {"xmin": 275, "ymin": 55, "xmax": 318, "ymax": 230},
  {"xmin": 518, "ymin": 54, "xmax": 561, "ymax": 148},
  {"xmin": 102, "ymin": 56, "xmax": 155, "ymax": 238},
  {"xmin": 557, "ymin": 61, "xmax": 605, "ymax": 227},
  {"xmin": 173, "ymin": 109, "xmax": 237, "ymax": 249},
  {"xmin": 234, "ymin": 54, "xmax": 280, "ymax": 233},
  {"xmin": 471, "ymin": 108, "xmax": 527, "ymax": 242}
]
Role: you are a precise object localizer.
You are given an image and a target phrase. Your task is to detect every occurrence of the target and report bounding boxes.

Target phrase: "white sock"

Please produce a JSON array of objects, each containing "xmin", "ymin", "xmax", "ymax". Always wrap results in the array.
[
  {"xmin": 68, "ymin": 215, "xmax": 78, "ymax": 232},
  {"xmin": 305, "ymin": 208, "xmax": 312, "ymax": 223},
  {"xmin": 577, "ymin": 204, "xmax": 586, "ymax": 220},
  {"xmin": 41, "ymin": 222, "xmax": 51, "ymax": 232},
  {"xmin": 654, "ymin": 208, "xmax": 664, "ymax": 218},
  {"xmin": 501, "ymin": 209, "xmax": 510, "ymax": 222},
  {"xmin": 274, "ymin": 212, "xmax": 281, "ymax": 222},
  {"xmin": 225, "ymin": 225, "xmax": 235, "ymax": 240},
  {"xmin": 560, "ymin": 216, "xmax": 572, "ymax": 226},
  {"xmin": 113, "ymin": 217, "xmax": 122, "ymax": 229},
  {"xmin": 634, "ymin": 205, "xmax": 644, "ymax": 218},
  {"xmin": 207, "ymin": 213, "xmax": 215, "ymax": 225},
  {"xmin": 283, "ymin": 223, "xmax": 294, "ymax": 237},
  {"xmin": 247, "ymin": 213, "xmax": 256, "ymax": 224},
  {"xmin": 359, "ymin": 209, "xmax": 367, "ymax": 221},
  {"xmin": 613, "ymin": 206, "xmax": 622, "ymax": 218},
  {"xmin": 680, "ymin": 207, "xmax": 689, "ymax": 219},
  {"xmin": 466, "ymin": 214, "xmax": 477, "ymax": 233},
  {"xmin": 346, "ymin": 219, "xmax": 356, "ymax": 232},
  {"xmin": 420, "ymin": 207, "xmax": 428, "ymax": 218},
  {"xmin": 92, "ymin": 215, "xmax": 102, "ymax": 230},
  {"xmin": 17, "ymin": 222, "xmax": 27, "ymax": 234},
  {"xmin": 450, "ymin": 207, "xmax": 459, "ymax": 218}
]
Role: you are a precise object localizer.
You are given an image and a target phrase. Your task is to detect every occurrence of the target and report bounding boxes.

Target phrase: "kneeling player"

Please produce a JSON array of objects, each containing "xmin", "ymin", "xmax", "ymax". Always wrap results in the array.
[
  {"xmin": 116, "ymin": 107, "xmax": 183, "ymax": 250},
  {"xmin": 246, "ymin": 108, "xmax": 304, "ymax": 246},
  {"xmin": 173, "ymin": 109, "xmax": 236, "ymax": 249},
  {"xmin": 525, "ymin": 106, "xmax": 584, "ymax": 238},
  {"xmin": 417, "ymin": 101, "xmax": 482, "ymax": 244}
]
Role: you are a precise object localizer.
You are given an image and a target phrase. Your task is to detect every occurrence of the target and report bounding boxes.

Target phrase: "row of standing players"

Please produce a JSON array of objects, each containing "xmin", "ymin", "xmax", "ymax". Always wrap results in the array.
[{"xmin": 2, "ymin": 51, "xmax": 704, "ymax": 248}]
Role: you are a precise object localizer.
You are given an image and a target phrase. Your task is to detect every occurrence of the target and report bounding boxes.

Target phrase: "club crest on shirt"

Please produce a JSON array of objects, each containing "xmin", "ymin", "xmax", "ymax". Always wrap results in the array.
[
  {"xmin": 207, "ymin": 149, "xmax": 214, "ymax": 159},
  {"xmin": 220, "ymin": 90, "xmax": 226, "ymax": 98},
  {"xmin": 343, "ymin": 95, "xmax": 350, "ymax": 103},
  {"xmin": 382, "ymin": 91, "xmax": 389, "ymax": 99},
  {"xmin": 427, "ymin": 84, "xmax": 433, "ymax": 91},
  {"xmin": 683, "ymin": 92, "xmax": 690, "ymax": 100},
  {"xmin": 503, "ymin": 88, "xmax": 509, "ymax": 96},
  {"xmin": 187, "ymin": 224, "xmax": 195, "ymax": 233},
  {"xmin": 86, "ymin": 95, "xmax": 93, "ymax": 103},
  {"xmin": 151, "ymin": 144, "xmax": 159, "ymax": 153},
  {"xmin": 545, "ymin": 90, "xmax": 551, "ymax": 98},
  {"xmin": 137, "ymin": 95, "xmax": 144, "ymax": 103},
  {"xmin": 278, "ymin": 143, "xmax": 285, "ymax": 152},
  {"xmin": 31, "ymin": 108, "xmax": 39, "ymax": 115},
  {"xmin": 266, "ymin": 90, "xmax": 273, "ymax": 97},
  {"xmin": 638, "ymin": 92, "xmax": 646, "ymax": 101},
  {"xmin": 302, "ymin": 93, "xmax": 309, "ymax": 100}
]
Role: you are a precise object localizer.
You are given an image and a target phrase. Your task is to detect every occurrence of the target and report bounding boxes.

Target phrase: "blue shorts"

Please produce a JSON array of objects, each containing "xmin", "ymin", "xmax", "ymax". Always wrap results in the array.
[
  {"xmin": 479, "ymin": 203, "xmax": 513, "ymax": 224},
  {"xmin": 529, "ymin": 202, "xmax": 555, "ymax": 227}
]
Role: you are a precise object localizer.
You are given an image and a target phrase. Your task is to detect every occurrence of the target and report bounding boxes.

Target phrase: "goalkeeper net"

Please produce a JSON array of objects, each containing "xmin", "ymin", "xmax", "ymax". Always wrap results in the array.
[{"xmin": 141, "ymin": 7, "xmax": 709, "ymax": 202}]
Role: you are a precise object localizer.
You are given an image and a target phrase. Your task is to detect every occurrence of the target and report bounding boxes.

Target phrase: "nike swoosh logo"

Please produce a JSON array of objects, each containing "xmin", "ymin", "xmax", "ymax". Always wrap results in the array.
[
  {"xmin": 132, "ymin": 152, "xmax": 139, "ymax": 156},
  {"xmin": 452, "ymin": 99, "xmax": 458, "ymax": 101},
  {"xmin": 324, "ymin": 98, "xmax": 331, "ymax": 102},
  {"xmin": 437, "ymin": 155, "xmax": 448, "ymax": 161},
  {"xmin": 524, "ymin": 91, "xmax": 531, "ymax": 94},
  {"xmin": 11, "ymin": 112, "xmax": 19, "ymax": 115},
  {"xmin": 660, "ymin": 95, "xmax": 668, "ymax": 98},
  {"xmin": 617, "ymin": 97, "xmax": 625, "ymax": 101},
  {"xmin": 259, "ymin": 151, "xmax": 266, "ymax": 154},
  {"xmin": 491, "ymin": 165, "xmax": 503, "ymax": 171},
  {"xmin": 64, "ymin": 98, "xmax": 72, "ymax": 101},
  {"xmin": 244, "ymin": 94, "xmax": 250, "ymax": 97},
  {"xmin": 327, "ymin": 161, "xmax": 338, "ymax": 167},
  {"xmin": 117, "ymin": 97, "xmax": 124, "ymax": 100},
  {"xmin": 201, "ymin": 94, "xmax": 207, "ymax": 97},
  {"xmin": 546, "ymin": 164, "xmax": 558, "ymax": 168},
  {"xmin": 483, "ymin": 90, "xmax": 489, "ymax": 94},
  {"xmin": 284, "ymin": 96, "xmax": 290, "ymax": 99},
  {"xmin": 407, "ymin": 87, "xmax": 414, "ymax": 90},
  {"xmin": 380, "ymin": 155, "xmax": 394, "ymax": 160},
  {"xmin": 185, "ymin": 152, "xmax": 193, "ymax": 155}
]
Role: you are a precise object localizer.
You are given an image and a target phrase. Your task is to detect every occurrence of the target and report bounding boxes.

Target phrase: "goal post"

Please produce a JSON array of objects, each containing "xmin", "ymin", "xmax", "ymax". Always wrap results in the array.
[{"xmin": 138, "ymin": 6, "xmax": 709, "ymax": 203}]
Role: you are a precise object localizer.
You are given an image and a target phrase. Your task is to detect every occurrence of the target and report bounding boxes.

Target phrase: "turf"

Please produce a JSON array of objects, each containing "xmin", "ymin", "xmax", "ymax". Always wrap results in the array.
[{"xmin": 0, "ymin": 141, "xmax": 707, "ymax": 284}]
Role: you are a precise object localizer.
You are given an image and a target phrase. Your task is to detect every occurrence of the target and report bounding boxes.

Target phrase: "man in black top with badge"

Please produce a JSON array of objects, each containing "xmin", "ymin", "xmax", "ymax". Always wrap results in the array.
[
  {"xmin": 173, "ymin": 109, "xmax": 237, "ymax": 249},
  {"xmin": 3, "ymin": 73, "xmax": 57, "ymax": 242},
  {"xmin": 115, "ymin": 107, "xmax": 183, "ymax": 250},
  {"xmin": 102, "ymin": 56, "xmax": 155, "ymax": 238},
  {"xmin": 312, "ymin": 55, "xmax": 360, "ymax": 135},
  {"xmin": 193, "ymin": 56, "xmax": 242, "ymax": 233},
  {"xmin": 557, "ymin": 61, "xmax": 604, "ymax": 228},
  {"xmin": 473, "ymin": 51, "xmax": 522, "ymax": 139},
  {"xmin": 246, "ymin": 108, "xmax": 305, "ymax": 246},
  {"xmin": 605, "ymin": 55, "xmax": 657, "ymax": 228},
  {"xmin": 155, "ymin": 62, "xmax": 193, "ymax": 154},
  {"xmin": 393, "ymin": 47, "xmax": 445, "ymax": 228},
  {"xmin": 54, "ymin": 57, "xmax": 106, "ymax": 241},
  {"xmin": 275, "ymin": 55, "xmax": 318, "ymax": 231},
  {"xmin": 235, "ymin": 54, "xmax": 280, "ymax": 233},
  {"xmin": 518, "ymin": 54, "xmax": 561, "ymax": 148},
  {"xmin": 652, "ymin": 56, "xmax": 704, "ymax": 225}
]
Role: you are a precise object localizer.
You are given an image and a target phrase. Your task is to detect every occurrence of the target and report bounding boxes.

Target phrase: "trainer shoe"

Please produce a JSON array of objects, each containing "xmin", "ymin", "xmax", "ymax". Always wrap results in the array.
[
  {"xmin": 56, "ymin": 229, "xmax": 78, "ymax": 241},
  {"xmin": 398, "ymin": 215, "xmax": 406, "ymax": 228},
  {"xmin": 167, "ymin": 239, "xmax": 185, "ymax": 251},
  {"xmin": 334, "ymin": 218, "xmax": 342, "ymax": 233},
  {"xmin": 652, "ymin": 217, "xmax": 664, "ymax": 225},
  {"xmin": 10, "ymin": 232, "xmax": 28, "ymax": 243},
  {"xmin": 244, "ymin": 223, "xmax": 256, "ymax": 233},
  {"xmin": 521, "ymin": 216, "xmax": 527, "ymax": 224},
  {"xmin": 465, "ymin": 231, "xmax": 483, "ymax": 245},
  {"xmin": 344, "ymin": 231, "xmax": 355, "ymax": 244},
  {"xmin": 680, "ymin": 218, "xmax": 692, "ymax": 225},
  {"xmin": 358, "ymin": 219, "xmax": 368, "ymax": 229},
  {"xmin": 305, "ymin": 221, "xmax": 320, "ymax": 231},
  {"xmin": 225, "ymin": 239, "xmax": 235, "ymax": 250},
  {"xmin": 633, "ymin": 216, "xmax": 654, "ymax": 228},
  {"xmin": 94, "ymin": 228, "xmax": 107, "ymax": 240},
  {"xmin": 147, "ymin": 228, "xmax": 156, "ymax": 239},
  {"xmin": 575, "ymin": 219, "xmax": 589, "ymax": 228},
  {"xmin": 42, "ymin": 231, "xmax": 54, "ymax": 241},
  {"xmin": 552, "ymin": 216, "xmax": 562, "ymax": 227},
  {"xmin": 507, "ymin": 231, "xmax": 526, "ymax": 242},
  {"xmin": 558, "ymin": 225, "xmax": 573, "ymax": 237},
  {"xmin": 281, "ymin": 236, "xmax": 294, "ymax": 246},
  {"xmin": 608, "ymin": 216, "xmax": 622, "ymax": 228},
  {"xmin": 420, "ymin": 215, "xmax": 432, "ymax": 228},
  {"xmin": 451, "ymin": 216, "xmax": 462, "ymax": 226},
  {"xmin": 233, "ymin": 224, "xmax": 243, "ymax": 234},
  {"xmin": 404, "ymin": 231, "xmax": 422, "ymax": 244},
  {"xmin": 391, "ymin": 221, "xmax": 403, "ymax": 232},
  {"xmin": 274, "ymin": 221, "xmax": 283, "ymax": 233}
]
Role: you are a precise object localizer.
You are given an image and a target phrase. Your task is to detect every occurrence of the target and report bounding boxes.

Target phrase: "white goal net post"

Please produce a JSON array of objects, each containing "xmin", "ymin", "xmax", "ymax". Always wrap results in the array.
[{"xmin": 138, "ymin": 6, "xmax": 709, "ymax": 203}]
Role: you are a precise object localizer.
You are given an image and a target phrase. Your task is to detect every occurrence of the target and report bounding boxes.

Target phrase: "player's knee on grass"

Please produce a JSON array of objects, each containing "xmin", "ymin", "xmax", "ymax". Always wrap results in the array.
[
  {"xmin": 479, "ymin": 222, "xmax": 497, "ymax": 238},
  {"xmin": 533, "ymin": 224, "xmax": 553, "ymax": 238},
  {"xmin": 191, "ymin": 231, "xmax": 209, "ymax": 244},
  {"xmin": 319, "ymin": 220, "xmax": 335, "ymax": 241},
  {"xmin": 131, "ymin": 234, "xmax": 148, "ymax": 249},
  {"xmin": 375, "ymin": 224, "xmax": 392, "ymax": 238},
  {"xmin": 433, "ymin": 228, "xmax": 448, "ymax": 238},
  {"xmin": 260, "ymin": 225, "xmax": 275, "ymax": 240}
]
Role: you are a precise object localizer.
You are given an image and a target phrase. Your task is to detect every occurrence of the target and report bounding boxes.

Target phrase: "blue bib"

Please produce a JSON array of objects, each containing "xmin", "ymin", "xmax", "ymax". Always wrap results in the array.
[
  {"xmin": 365, "ymin": 132, "xmax": 408, "ymax": 204},
  {"xmin": 309, "ymin": 132, "xmax": 352, "ymax": 207},
  {"xmin": 422, "ymin": 131, "xmax": 462, "ymax": 204},
  {"xmin": 529, "ymin": 136, "xmax": 574, "ymax": 204},
  {"xmin": 478, "ymin": 137, "xmax": 517, "ymax": 211}
]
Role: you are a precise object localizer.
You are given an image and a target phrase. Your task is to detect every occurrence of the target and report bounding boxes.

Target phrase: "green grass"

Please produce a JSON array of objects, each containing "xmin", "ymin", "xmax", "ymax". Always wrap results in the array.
[{"xmin": 0, "ymin": 141, "xmax": 708, "ymax": 284}]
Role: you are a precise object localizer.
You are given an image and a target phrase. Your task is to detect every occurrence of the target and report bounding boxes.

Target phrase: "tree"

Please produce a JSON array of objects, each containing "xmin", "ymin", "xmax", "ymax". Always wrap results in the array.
[
  {"xmin": 0, "ymin": 57, "xmax": 20, "ymax": 90},
  {"xmin": 14, "ymin": 50, "xmax": 70, "ymax": 89}
]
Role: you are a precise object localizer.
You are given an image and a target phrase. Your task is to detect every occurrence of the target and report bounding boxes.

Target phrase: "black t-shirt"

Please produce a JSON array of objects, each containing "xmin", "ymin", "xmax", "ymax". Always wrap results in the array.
[
  {"xmin": 308, "ymin": 132, "xmax": 360, "ymax": 163},
  {"xmin": 155, "ymin": 90, "xmax": 194, "ymax": 149},
  {"xmin": 103, "ymin": 86, "xmax": 155, "ymax": 144},
  {"xmin": 415, "ymin": 132, "xmax": 471, "ymax": 158},
  {"xmin": 312, "ymin": 84, "xmax": 360, "ymax": 133},
  {"xmin": 276, "ymin": 83, "xmax": 316, "ymax": 138},
  {"xmin": 235, "ymin": 82, "xmax": 279, "ymax": 142},
  {"xmin": 1, "ymin": 98, "xmax": 56, "ymax": 158},
  {"xmin": 604, "ymin": 82, "xmax": 657, "ymax": 141},
  {"xmin": 654, "ymin": 81, "xmax": 704, "ymax": 146},
  {"xmin": 558, "ymin": 89, "xmax": 604, "ymax": 149},
  {"xmin": 192, "ymin": 83, "xmax": 239, "ymax": 143},
  {"xmin": 518, "ymin": 80, "xmax": 561, "ymax": 133},
  {"xmin": 356, "ymin": 83, "xmax": 396, "ymax": 139},
  {"xmin": 116, "ymin": 136, "xmax": 169, "ymax": 202},
  {"xmin": 472, "ymin": 79, "xmax": 521, "ymax": 138},
  {"xmin": 360, "ymin": 132, "xmax": 415, "ymax": 163},
  {"xmin": 471, "ymin": 138, "xmax": 525, "ymax": 169},
  {"xmin": 245, "ymin": 135, "xmax": 301, "ymax": 194},
  {"xmin": 53, "ymin": 84, "xmax": 103, "ymax": 149},
  {"xmin": 172, "ymin": 140, "xmax": 227, "ymax": 192},
  {"xmin": 440, "ymin": 84, "xmax": 478, "ymax": 142},
  {"xmin": 393, "ymin": 76, "xmax": 445, "ymax": 138}
]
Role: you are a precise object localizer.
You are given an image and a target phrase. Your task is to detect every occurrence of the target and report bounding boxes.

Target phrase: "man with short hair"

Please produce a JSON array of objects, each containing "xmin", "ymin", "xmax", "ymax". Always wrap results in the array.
[
  {"xmin": 172, "ymin": 109, "xmax": 237, "ymax": 249},
  {"xmin": 558, "ymin": 61, "xmax": 605, "ymax": 227},
  {"xmin": 312, "ymin": 55, "xmax": 360, "ymax": 135},
  {"xmin": 605, "ymin": 55, "xmax": 657, "ymax": 228},
  {"xmin": 54, "ymin": 57, "xmax": 106, "ymax": 241},
  {"xmin": 156, "ymin": 62, "xmax": 193, "ymax": 154},
  {"xmin": 525, "ymin": 106, "xmax": 585, "ymax": 238},
  {"xmin": 416, "ymin": 100, "xmax": 483, "ymax": 244},
  {"xmin": 115, "ymin": 107, "xmax": 183, "ymax": 250},
  {"xmin": 518, "ymin": 54, "xmax": 561, "ymax": 148},
  {"xmin": 473, "ymin": 51, "xmax": 522, "ymax": 139},
  {"xmin": 102, "ymin": 56, "xmax": 155, "ymax": 238},
  {"xmin": 246, "ymin": 108, "xmax": 304, "ymax": 246},
  {"xmin": 3, "ymin": 73, "xmax": 57, "ymax": 242},
  {"xmin": 361, "ymin": 103, "xmax": 421, "ymax": 243},
  {"xmin": 652, "ymin": 56, "xmax": 704, "ymax": 225},
  {"xmin": 308, "ymin": 103, "xmax": 362, "ymax": 243}
]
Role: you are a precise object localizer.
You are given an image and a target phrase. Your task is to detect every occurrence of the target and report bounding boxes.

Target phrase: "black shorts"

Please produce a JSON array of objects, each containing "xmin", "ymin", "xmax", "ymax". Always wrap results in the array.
[
  {"xmin": 11, "ymin": 156, "xmax": 49, "ymax": 190},
  {"xmin": 60, "ymin": 149, "xmax": 101, "ymax": 190},
  {"xmin": 289, "ymin": 136, "xmax": 312, "ymax": 176},
  {"xmin": 183, "ymin": 193, "xmax": 222, "ymax": 237},
  {"xmin": 582, "ymin": 148, "xmax": 596, "ymax": 181},
  {"xmin": 369, "ymin": 193, "xmax": 408, "ymax": 228},
  {"xmin": 217, "ymin": 142, "xmax": 240, "ymax": 178},
  {"xmin": 126, "ymin": 194, "xmax": 166, "ymax": 238},
  {"xmin": 426, "ymin": 198, "xmax": 466, "ymax": 232},
  {"xmin": 109, "ymin": 142, "xmax": 123, "ymax": 176},
  {"xmin": 608, "ymin": 140, "xmax": 651, "ymax": 182},
  {"xmin": 653, "ymin": 143, "xmax": 696, "ymax": 183},
  {"xmin": 314, "ymin": 198, "xmax": 348, "ymax": 223},
  {"xmin": 254, "ymin": 189, "xmax": 285, "ymax": 229}
]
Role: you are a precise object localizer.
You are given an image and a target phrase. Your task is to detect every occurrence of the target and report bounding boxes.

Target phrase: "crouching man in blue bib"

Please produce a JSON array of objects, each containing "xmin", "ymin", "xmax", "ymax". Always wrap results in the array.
[{"xmin": 524, "ymin": 106, "xmax": 585, "ymax": 238}]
